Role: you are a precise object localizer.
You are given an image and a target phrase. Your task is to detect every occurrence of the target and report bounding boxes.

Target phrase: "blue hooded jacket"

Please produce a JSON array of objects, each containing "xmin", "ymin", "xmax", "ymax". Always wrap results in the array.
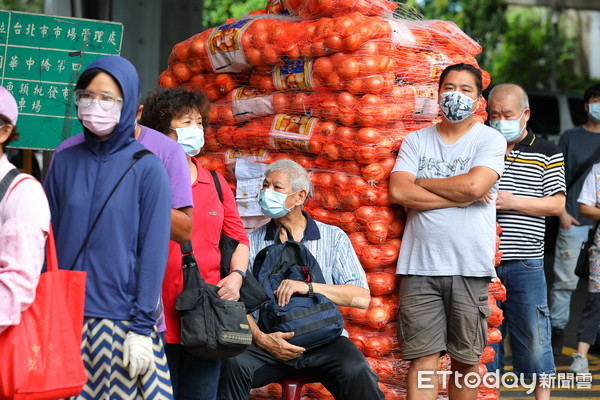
[{"xmin": 44, "ymin": 56, "xmax": 171, "ymax": 336}]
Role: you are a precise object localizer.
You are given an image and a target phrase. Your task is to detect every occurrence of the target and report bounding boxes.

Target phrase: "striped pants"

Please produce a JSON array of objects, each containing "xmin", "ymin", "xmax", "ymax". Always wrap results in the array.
[{"xmin": 67, "ymin": 318, "xmax": 173, "ymax": 400}]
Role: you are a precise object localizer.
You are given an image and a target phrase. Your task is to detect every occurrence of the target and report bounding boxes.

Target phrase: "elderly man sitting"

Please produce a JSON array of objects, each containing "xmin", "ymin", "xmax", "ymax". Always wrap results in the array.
[{"xmin": 217, "ymin": 159, "xmax": 383, "ymax": 400}]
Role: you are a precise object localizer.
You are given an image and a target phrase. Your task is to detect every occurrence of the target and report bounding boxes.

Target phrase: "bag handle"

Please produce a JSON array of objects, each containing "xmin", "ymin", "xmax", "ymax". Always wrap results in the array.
[
  {"xmin": 68, "ymin": 150, "xmax": 151, "ymax": 270},
  {"xmin": 0, "ymin": 168, "xmax": 19, "ymax": 202},
  {"xmin": 180, "ymin": 240, "xmax": 210, "ymax": 290},
  {"xmin": 589, "ymin": 220, "xmax": 600, "ymax": 241},
  {"xmin": 1, "ymin": 169, "xmax": 60, "ymax": 274},
  {"xmin": 274, "ymin": 224, "xmax": 294, "ymax": 245},
  {"xmin": 46, "ymin": 225, "xmax": 59, "ymax": 273},
  {"xmin": 210, "ymin": 170, "xmax": 224, "ymax": 203}
]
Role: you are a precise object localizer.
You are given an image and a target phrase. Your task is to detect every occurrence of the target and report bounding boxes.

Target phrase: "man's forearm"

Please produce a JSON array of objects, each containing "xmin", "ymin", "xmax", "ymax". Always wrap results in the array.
[
  {"xmin": 312, "ymin": 283, "xmax": 371, "ymax": 308},
  {"xmin": 506, "ymin": 194, "xmax": 565, "ymax": 217},
  {"xmin": 580, "ymin": 204, "xmax": 600, "ymax": 221},
  {"xmin": 390, "ymin": 181, "xmax": 471, "ymax": 210},
  {"xmin": 417, "ymin": 176, "xmax": 483, "ymax": 203},
  {"xmin": 247, "ymin": 315, "xmax": 264, "ymax": 342}
]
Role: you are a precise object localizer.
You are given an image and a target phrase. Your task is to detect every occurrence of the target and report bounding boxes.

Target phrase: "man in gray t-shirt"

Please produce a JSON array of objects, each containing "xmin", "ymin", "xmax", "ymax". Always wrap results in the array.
[{"xmin": 389, "ymin": 63, "xmax": 505, "ymax": 400}]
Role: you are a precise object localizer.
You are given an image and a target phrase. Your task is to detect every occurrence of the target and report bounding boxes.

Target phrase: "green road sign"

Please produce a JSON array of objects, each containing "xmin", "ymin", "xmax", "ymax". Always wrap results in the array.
[{"xmin": 0, "ymin": 11, "xmax": 123, "ymax": 150}]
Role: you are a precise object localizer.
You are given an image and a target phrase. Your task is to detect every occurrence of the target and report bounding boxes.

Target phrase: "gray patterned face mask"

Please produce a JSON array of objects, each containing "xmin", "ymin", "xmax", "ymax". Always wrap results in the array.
[{"xmin": 439, "ymin": 91, "xmax": 476, "ymax": 123}]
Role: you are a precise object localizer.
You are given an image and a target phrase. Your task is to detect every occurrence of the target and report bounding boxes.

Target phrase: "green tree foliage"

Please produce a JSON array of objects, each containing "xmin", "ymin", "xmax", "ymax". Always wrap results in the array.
[
  {"xmin": 0, "ymin": 0, "xmax": 43, "ymax": 13},
  {"xmin": 202, "ymin": 0, "xmax": 267, "ymax": 28},
  {"xmin": 403, "ymin": 0, "xmax": 507, "ymax": 68},
  {"xmin": 488, "ymin": 8, "xmax": 586, "ymax": 91},
  {"xmin": 402, "ymin": 0, "xmax": 592, "ymax": 92}
]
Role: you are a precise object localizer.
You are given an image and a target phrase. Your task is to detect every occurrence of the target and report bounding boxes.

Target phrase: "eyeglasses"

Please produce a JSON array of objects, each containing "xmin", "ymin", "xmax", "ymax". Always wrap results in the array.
[{"xmin": 74, "ymin": 89, "xmax": 123, "ymax": 111}]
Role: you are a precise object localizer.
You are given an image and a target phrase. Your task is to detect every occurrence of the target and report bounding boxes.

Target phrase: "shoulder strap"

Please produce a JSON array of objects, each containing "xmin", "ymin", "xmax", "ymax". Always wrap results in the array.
[
  {"xmin": 210, "ymin": 170, "xmax": 223, "ymax": 203},
  {"xmin": 0, "ymin": 168, "xmax": 20, "ymax": 203},
  {"xmin": 567, "ymin": 146, "xmax": 600, "ymax": 191},
  {"xmin": 68, "ymin": 150, "xmax": 151, "ymax": 270},
  {"xmin": 592, "ymin": 220, "xmax": 600, "ymax": 238},
  {"xmin": 274, "ymin": 224, "xmax": 294, "ymax": 245}
]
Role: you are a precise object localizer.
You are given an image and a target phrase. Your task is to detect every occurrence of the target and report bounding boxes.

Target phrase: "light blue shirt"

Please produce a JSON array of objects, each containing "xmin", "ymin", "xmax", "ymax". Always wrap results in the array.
[{"xmin": 248, "ymin": 212, "xmax": 369, "ymax": 290}]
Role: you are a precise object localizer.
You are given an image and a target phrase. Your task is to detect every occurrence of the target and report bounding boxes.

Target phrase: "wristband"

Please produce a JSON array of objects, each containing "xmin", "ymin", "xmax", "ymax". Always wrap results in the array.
[
  {"xmin": 231, "ymin": 269, "xmax": 246, "ymax": 280},
  {"xmin": 307, "ymin": 282, "xmax": 314, "ymax": 298}
]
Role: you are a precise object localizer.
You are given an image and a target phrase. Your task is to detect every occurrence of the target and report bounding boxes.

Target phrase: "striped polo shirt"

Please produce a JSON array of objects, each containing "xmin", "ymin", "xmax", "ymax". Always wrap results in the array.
[
  {"xmin": 247, "ymin": 211, "xmax": 369, "ymax": 290},
  {"xmin": 497, "ymin": 131, "xmax": 566, "ymax": 260}
]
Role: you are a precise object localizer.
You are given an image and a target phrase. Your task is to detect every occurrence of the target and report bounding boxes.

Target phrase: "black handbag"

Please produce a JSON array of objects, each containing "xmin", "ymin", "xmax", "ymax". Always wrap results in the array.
[
  {"xmin": 209, "ymin": 170, "xmax": 269, "ymax": 313},
  {"xmin": 575, "ymin": 221, "xmax": 600, "ymax": 280},
  {"xmin": 175, "ymin": 242, "xmax": 252, "ymax": 359}
]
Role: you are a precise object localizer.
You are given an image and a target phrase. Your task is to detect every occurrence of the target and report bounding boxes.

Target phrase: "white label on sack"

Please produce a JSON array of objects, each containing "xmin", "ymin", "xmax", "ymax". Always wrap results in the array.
[
  {"xmin": 273, "ymin": 59, "xmax": 314, "ymax": 91},
  {"xmin": 231, "ymin": 88, "xmax": 275, "ymax": 123},
  {"xmin": 412, "ymin": 86, "xmax": 439, "ymax": 119},
  {"xmin": 421, "ymin": 52, "xmax": 450, "ymax": 81},
  {"xmin": 235, "ymin": 158, "xmax": 267, "ymax": 217},
  {"xmin": 225, "ymin": 148, "xmax": 269, "ymax": 164},
  {"xmin": 386, "ymin": 19, "xmax": 416, "ymax": 48},
  {"xmin": 207, "ymin": 19, "xmax": 252, "ymax": 73},
  {"xmin": 269, "ymin": 114, "xmax": 316, "ymax": 152}
]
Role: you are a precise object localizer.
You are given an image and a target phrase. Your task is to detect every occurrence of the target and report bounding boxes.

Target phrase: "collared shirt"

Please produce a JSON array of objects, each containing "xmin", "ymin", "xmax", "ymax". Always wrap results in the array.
[
  {"xmin": 497, "ymin": 131, "xmax": 566, "ymax": 260},
  {"xmin": 247, "ymin": 211, "xmax": 368, "ymax": 290},
  {"xmin": 162, "ymin": 158, "xmax": 249, "ymax": 344}
]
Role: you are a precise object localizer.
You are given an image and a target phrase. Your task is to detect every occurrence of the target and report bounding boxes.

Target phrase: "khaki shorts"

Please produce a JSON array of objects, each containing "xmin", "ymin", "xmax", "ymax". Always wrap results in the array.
[{"xmin": 397, "ymin": 275, "xmax": 490, "ymax": 365}]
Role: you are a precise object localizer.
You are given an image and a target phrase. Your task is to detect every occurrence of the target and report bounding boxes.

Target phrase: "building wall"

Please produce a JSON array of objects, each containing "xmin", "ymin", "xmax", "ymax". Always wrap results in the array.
[{"xmin": 44, "ymin": 0, "xmax": 203, "ymax": 97}]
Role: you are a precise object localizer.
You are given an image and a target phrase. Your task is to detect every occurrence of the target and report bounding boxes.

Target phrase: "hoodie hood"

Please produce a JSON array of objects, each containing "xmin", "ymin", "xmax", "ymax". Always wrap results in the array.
[{"xmin": 79, "ymin": 56, "xmax": 140, "ymax": 154}]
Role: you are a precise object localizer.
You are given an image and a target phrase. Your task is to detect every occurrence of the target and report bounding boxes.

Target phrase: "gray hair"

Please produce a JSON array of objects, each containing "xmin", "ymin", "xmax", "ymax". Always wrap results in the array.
[
  {"xmin": 488, "ymin": 83, "xmax": 529, "ymax": 111},
  {"xmin": 265, "ymin": 159, "xmax": 311, "ymax": 195}
]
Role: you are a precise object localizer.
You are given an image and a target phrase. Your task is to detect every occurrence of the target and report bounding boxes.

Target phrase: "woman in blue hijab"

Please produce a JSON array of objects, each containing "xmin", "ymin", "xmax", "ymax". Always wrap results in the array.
[{"xmin": 44, "ymin": 56, "xmax": 173, "ymax": 399}]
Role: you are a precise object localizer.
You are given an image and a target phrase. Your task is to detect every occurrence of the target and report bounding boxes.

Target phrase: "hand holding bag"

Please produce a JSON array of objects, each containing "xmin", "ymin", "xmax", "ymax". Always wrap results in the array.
[
  {"xmin": 209, "ymin": 170, "xmax": 269, "ymax": 313},
  {"xmin": 0, "ymin": 228, "xmax": 87, "ymax": 400},
  {"xmin": 175, "ymin": 241, "xmax": 252, "ymax": 359},
  {"xmin": 575, "ymin": 221, "xmax": 599, "ymax": 280}
]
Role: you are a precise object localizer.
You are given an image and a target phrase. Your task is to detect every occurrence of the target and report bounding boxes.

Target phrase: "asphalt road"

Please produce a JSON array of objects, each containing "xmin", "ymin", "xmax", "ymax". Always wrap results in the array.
[{"xmin": 498, "ymin": 244, "xmax": 600, "ymax": 399}]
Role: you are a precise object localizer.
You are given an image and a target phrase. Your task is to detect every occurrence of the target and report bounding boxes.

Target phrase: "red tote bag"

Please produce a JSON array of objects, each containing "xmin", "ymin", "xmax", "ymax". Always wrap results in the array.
[{"xmin": 0, "ymin": 228, "xmax": 87, "ymax": 400}]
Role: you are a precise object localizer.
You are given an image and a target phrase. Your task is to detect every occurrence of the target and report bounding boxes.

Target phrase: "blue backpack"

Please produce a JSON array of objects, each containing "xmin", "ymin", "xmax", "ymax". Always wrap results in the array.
[{"xmin": 252, "ymin": 225, "xmax": 344, "ymax": 350}]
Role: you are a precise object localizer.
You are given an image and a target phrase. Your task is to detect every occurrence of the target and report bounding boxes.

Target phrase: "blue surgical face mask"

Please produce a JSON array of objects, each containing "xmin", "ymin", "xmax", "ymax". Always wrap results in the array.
[
  {"xmin": 490, "ymin": 111, "xmax": 525, "ymax": 143},
  {"xmin": 439, "ymin": 91, "xmax": 476, "ymax": 123},
  {"xmin": 589, "ymin": 103, "xmax": 600, "ymax": 123},
  {"xmin": 172, "ymin": 125, "xmax": 204, "ymax": 157},
  {"xmin": 258, "ymin": 188, "xmax": 298, "ymax": 219}
]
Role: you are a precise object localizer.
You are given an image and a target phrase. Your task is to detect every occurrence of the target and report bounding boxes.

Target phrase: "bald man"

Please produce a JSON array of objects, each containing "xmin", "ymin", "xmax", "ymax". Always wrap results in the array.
[{"xmin": 486, "ymin": 83, "xmax": 565, "ymax": 400}]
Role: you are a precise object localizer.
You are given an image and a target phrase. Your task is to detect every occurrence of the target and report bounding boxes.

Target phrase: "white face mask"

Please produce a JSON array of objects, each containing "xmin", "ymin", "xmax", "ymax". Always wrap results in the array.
[
  {"xmin": 172, "ymin": 125, "xmax": 204, "ymax": 157},
  {"xmin": 439, "ymin": 91, "xmax": 476, "ymax": 123},
  {"xmin": 78, "ymin": 100, "xmax": 122, "ymax": 137},
  {"xmin": 589, "ymin": 103, "xmax": 600, "ymax": 123},
  {"xmin": 258, "ymin": 188, "xmax": 298, "ymax": 219},
  {"xmin": 490, "ymin": 111, "xmax": 526, "ymax": 143}
]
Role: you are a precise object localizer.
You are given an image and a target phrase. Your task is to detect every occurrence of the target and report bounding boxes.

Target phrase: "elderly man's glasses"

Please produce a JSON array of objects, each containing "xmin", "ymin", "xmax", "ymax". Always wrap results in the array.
[{"xmin": 74, "ymin": 89, "xmax": 123, "ymax": 111}]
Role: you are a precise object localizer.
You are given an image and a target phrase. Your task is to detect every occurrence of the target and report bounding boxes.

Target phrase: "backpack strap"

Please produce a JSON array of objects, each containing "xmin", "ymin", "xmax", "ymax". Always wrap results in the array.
[
  {"xmin": 291, "ymin": 316, "xmax": 341, "ymax": 337},
  {"xmin": 567, "ymin": 145, "xmax": 600, "ymax": 192},
  {"xmin": 274, "ymin": 302, "xmax": 335, "ymax": 324},
  {"xmin": 252, "ymin": 245, "xmax": 270, "ymax": 279},
  {"xmin": 253, "ymin": 225, "xmax": 295, "ymax": 279},
  {"xmin": 274, "ymin": 224, "xmax": 294, "ymax": 245},
  {"xmin": 0, "ymin": 168, "xmax": 20, "ymax": 203}
]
